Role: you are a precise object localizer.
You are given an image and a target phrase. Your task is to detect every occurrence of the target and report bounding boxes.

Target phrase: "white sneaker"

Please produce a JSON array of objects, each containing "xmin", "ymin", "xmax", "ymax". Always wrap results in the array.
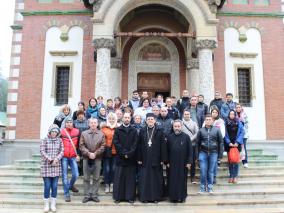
[
  {"xmin": 105, "ymin": 184, "xmax": 109, "ymax": 193},
  {"xmin": 109, "ymin": 183, "xmax": 113, "ymax": 193},
  {"xmin": 243, "ymin": 163, "xmax": 249, "ymax": 168},
  {"xmin": 43, "ymin": 198, "xmax": 49, "ymax": 213},
  {"xmin": 50, "ymin": 197, "xmax": 57, "ymax": 212}
]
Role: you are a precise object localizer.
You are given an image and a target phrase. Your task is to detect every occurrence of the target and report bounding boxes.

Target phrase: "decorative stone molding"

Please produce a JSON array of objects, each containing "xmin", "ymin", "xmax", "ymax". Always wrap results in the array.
[
  {"xmin": 83, "ymin": 0, "xmax": 104, "ymax": 12},
  {"xmin": 187, "ymin": 58, "xmax": 199, "ymax": 70},
  {"xmin": 207, "ymin": 0, "xmax": 222, "ymax": 13},
  {"xmin": 93, "ymin": 0, "xmax": 104, "ymax": 12},
  {"xmin": 196, "ymin": 39, "xmax": 217, "ymax": 49},
  {"xmin": 93, "ymin": 38, "xmax": 114, "ymax": 49},
  {"xmin": 49, "ymin": 51, "xmax": 78, "ymax": 57},
  {"xmin": 230, "ymin": 52, "xmax": 258, "ymax": 59},
  {"xmin": 111, "ymin": 58, "xmax": 122, "ymax": 69}
]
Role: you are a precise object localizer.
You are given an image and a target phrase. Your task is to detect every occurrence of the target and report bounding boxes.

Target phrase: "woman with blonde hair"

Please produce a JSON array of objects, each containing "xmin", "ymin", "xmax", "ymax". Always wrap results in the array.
[
  {"xmin": 53, "ymin": 104, "xmax": 72, "ymax": 129},
  {"xmin": 101, "ymin": 112, "xmax": 119, "ymax": 193}
]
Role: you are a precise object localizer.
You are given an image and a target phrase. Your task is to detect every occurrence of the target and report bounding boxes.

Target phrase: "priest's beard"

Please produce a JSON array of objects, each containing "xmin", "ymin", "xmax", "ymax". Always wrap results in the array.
[{"xmin": 174, "ymin": 129, "xmax": 182, "ymax": 135}]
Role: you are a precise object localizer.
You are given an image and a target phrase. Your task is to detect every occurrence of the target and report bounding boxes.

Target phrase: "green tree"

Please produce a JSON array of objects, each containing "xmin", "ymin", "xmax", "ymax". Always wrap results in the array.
[{"xmin": 0, "ymin": 77, "xmax": 8, "ymax": 112}]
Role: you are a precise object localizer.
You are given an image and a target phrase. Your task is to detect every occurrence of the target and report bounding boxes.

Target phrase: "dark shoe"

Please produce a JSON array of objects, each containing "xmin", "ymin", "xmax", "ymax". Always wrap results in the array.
[
  {"xmin": 65, "ymin": 196, "xmax": 71, "ymax": 202},
  {"xmin": 213, "ymin": 178, "xmax": 217, "ymax": 184},
  {"xmin": 154, "ymin": 200, "xmax": 159, "ymax": 204},
  {"xmin": 70, "ymin": 186, "xmax": 79, "ymax": 193},
  {"xmin": 128, "ymin": 200, "xmax": 134, "ymax": 204},
  {"xmin": 82, "ymin": 197, "xmax": 91, "ymax": 203},
  {"xmin": 92, "ymin": 197, "xmax": 100, "ymax": 203},
  {"xmin": 114, "ymin": 200, "xmax": 120, "ymax": 204}
]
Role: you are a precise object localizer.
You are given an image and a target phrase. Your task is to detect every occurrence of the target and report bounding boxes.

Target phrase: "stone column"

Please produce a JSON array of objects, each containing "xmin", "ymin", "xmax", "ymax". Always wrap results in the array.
[
  {"xmin": 110, "ymin": 57, "xmax": 122, "ymax": 98},
  {"xmin": 187, "ymin": 58, "xmax": 199, "ymax": 95},
  {"xmin": 93, "ymin": 38, "xmax": 114, "ymax": 98},
  {"xmin": 196, "ymin": 39, "xmax": 217, "ymax": 104}
]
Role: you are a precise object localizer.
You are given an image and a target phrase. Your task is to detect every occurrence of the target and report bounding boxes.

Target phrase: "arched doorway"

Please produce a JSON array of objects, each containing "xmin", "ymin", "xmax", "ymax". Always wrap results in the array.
[{"xmin": 128, "ymin": 37, "xmax": 180, "ymax": 98}]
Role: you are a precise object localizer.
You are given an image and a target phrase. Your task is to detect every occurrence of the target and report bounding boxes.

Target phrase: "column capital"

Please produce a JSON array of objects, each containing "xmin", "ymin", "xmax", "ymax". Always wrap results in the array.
[
  {"xmin": 196, "ymin": 39, "xmax": 217, "ymax": 50},
  {"xmin": 93, "ymin": 38, "xmax": 114, "ymax": 49},
  {"xmin": 187, "ymin": 58, "xmax": 199, "ymax": 70}
]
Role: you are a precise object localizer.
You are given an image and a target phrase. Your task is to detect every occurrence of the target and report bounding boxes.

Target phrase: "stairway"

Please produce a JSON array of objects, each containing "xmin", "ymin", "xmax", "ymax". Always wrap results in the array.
[{"xmin": 1, "ymin": 142, "xmax": 284, "ymax": 213}]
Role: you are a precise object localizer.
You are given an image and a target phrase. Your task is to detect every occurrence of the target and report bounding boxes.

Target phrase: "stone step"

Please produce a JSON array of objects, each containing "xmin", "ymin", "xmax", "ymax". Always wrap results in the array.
[
  {"xmin": 1, "ymin": 188, "xmax": 284, "ymax": 200},
  {"xmin": 0, "ymin": 179, "xmax": 283, "ymax": 190},
  {"xmin": 0, "ymin": 171, "xmax": 282, "ymax": 182},
  {"xmin": 220, "ymin": 160, "xmax": 284, "ymax": 167},
  {"xmin": 1, "ymin": 207, "xmax": 284, "ymax": 213},
  {"xmin": 2, "ymin": 196, "xmax": 284, "ymax": 208},
  {"xmin": 1, "ymin": 167, "xmax": 280, "ymax": 177},
  {"xmin": 14, "ymin": 160, "xmax": 284, "ymax": 168},
  {"xmin": 2, "ymin": 164, "xmax": 283, "ymax": 173}
]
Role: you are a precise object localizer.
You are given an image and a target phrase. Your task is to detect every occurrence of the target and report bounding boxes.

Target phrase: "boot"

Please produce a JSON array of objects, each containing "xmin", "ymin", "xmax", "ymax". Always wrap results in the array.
[
  {"xmin": 50, "ymin": 197, "xmax": 57, "ymax": 212},
  {"xmin": 109, "ymin": 183, "xmax": 113, "ymax": 193},
  {"xmin": 43, "ymin": 198, "xmax": 49, "ymax": 213}
]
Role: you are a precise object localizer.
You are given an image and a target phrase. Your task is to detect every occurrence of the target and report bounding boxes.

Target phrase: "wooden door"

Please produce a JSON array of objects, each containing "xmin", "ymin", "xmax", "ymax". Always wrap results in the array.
[{"xmin": 137, "ymin": 73, "xmax": 170, "ymax": 98}]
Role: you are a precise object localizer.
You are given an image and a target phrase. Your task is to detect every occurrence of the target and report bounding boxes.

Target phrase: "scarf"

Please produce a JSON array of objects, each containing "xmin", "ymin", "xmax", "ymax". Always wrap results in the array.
[{"xmin": 87, "ymin": 105, "xmax": 98, "ymax": 115}]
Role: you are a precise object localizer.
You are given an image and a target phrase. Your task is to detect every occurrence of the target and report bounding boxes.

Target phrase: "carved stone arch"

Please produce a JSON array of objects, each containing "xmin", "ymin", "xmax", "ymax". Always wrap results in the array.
[
  {"xmin": 92, "ymin": 0, "xmax": 218, "ymax": 39},
  {"xmin": 128, "ymin": 37, "xmax": 180, "ymax": 98}
]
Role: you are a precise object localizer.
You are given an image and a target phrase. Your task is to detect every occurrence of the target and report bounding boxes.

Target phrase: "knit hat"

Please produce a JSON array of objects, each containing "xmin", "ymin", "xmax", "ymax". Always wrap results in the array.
[
  {"xmin": 48, "ymin": 124, "xmax": 60, "ymax": 134},
  {"xmin": 65, "ymin": 117, "xmax": 73, "ymax": 123}
]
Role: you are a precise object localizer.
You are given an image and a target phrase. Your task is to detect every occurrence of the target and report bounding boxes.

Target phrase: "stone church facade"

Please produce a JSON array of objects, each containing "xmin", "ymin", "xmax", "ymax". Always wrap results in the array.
[{"xmin": 5, "ymin": 0, "xmax": 284, "ymax": 140}]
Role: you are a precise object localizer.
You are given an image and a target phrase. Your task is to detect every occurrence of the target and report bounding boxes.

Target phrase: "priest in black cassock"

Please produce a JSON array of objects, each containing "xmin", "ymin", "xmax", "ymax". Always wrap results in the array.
[
  {"xmin": 112, "ymin": 112, "xmax": 138, "ymax": 204},
  {"xmin": 137, "ymin": 113, "xmax": 168, "ymax": 203},
  {"xmin": 167, "ymin": 120, "xmax": 193, "ymax": 203}
]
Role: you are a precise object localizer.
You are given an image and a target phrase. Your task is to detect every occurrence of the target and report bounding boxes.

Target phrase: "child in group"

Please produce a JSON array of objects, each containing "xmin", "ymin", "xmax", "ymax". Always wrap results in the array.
[{"xmin": 40, "ymin": 124, "xmax": 64, "ymax": 213}]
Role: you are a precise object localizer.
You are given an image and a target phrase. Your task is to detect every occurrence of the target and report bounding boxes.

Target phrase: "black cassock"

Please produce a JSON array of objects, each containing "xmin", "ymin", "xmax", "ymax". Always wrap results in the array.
[
  {"xmin": 167, "ymin": 132, "xmax": 192, "ymax": 202},
  {"xmin": 137, "ymin": 125, "xmax": 168, "ymax": 202},
  {"xmin": 112, "ymin": 125, "xmax": 138, "ymax": 201}
]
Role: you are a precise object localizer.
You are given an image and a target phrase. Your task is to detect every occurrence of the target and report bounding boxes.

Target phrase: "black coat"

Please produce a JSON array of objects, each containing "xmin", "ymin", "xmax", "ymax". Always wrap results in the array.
[
  {"xmin": 112, "ymin": 125, "xmax": 138, "ymax": 167},
  {"xmin": 137, "ymin": 126, "xmax": 168, "ymax": 166}
]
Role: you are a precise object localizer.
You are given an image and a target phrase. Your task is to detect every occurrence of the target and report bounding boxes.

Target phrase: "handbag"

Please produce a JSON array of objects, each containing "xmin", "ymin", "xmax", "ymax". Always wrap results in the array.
[{"xmin": 228, "ymin": 147, "xmax": 240, "ymax": 164}]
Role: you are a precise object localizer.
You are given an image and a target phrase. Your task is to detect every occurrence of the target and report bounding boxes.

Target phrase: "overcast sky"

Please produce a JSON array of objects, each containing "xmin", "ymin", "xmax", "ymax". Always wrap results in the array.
[{"xmin": 0, "ymin": 1, "xmax": 16, "ymax": 77}]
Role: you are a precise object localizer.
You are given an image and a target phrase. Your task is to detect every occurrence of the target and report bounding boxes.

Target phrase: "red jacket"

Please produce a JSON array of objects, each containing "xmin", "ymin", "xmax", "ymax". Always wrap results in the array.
[{"xmin": 61, "ymin": 127, "xmax": 80, "ymax": 158}]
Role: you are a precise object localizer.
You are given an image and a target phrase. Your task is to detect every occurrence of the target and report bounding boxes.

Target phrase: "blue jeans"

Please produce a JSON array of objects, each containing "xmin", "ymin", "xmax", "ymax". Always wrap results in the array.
[
  {"xmin": 61, "ymin": 157, "xmax": 79, "ymax": 197},
  {"xmin": 242, "ymin": 138, "xmax": 248, "ymax": 164},
  {"xmin": 103, "ymin": 157, "xmax": 116, "ymax": 184},
  {"xmin": 199, "ymin": 152, "xmax": 218, "ymax": 191},
  {"xmin": 43, "ymin": 177, "xmax": 59, "ymax": 199},
  {"xmin": 229, "ymin": 163, "xmax": 239, "ymax": 178}
]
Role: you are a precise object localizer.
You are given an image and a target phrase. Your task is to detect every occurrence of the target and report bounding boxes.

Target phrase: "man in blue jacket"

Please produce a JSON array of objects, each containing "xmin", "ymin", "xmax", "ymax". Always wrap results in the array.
[
  {"xmin": 221, "ymin": 93, "xmax": 237, "ymax": 119},
  {"xmin": 196, "ymin": 114, "xmax": 223, "ymax": 194}
]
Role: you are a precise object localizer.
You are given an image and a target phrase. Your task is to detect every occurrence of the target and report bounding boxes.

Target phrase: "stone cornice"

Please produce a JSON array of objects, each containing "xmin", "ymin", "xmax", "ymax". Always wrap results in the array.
[
  {"xmin": 21, "ymin": 10, "xmax": 92, "ymax": 16},
  {"xmin": 93, "ymin": 38, "xmax": 114, "ymax": 49},
  {"xmin": 187, "ymin": 59, "xmax": 199, "ymax": 70},
  {"xmin": 196, "ymin": 39, "xmax": 217, "ymax": 50},
  {"xmin": 10, "ymin": 25, "xmax": 23, "ymax": 30},
  {"xmin": 218, "ymin": 11, "xmax": 284, "ymax": 18}
]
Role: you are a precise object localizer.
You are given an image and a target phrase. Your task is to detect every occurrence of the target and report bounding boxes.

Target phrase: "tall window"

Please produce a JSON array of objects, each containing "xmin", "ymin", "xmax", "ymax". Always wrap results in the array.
[
  {"xmin": 55, "ymin": 66, "xmax": 70, "ymax": 105},
  {"xmin": 237, "ymin": 67, "xmax": 252, "ymax": 107},
  {"xmin": 232, "ymin": 0, "xmax": 248, "ymax": 4}
]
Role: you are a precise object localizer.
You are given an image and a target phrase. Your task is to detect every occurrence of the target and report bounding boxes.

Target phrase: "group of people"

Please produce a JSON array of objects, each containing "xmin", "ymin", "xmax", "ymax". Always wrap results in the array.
[{"xmin": 40, "ymin": 89, "xmax": 249, "ymax": 212}]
